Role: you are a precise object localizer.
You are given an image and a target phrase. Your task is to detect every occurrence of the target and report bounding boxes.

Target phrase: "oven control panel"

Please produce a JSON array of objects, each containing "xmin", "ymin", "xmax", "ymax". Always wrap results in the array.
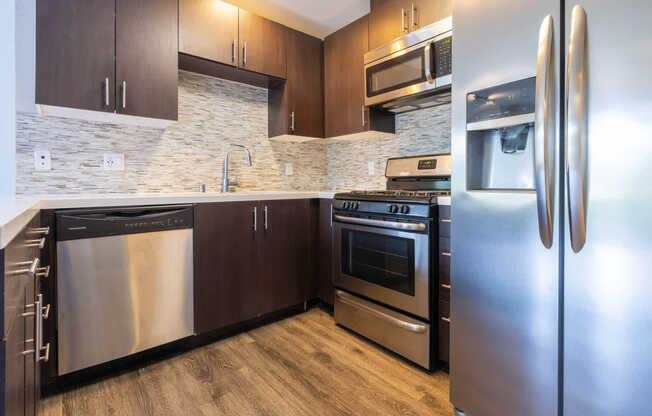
[{"xmin": 333, "ymin": 199, "xmax": 431, "ymax": 218}]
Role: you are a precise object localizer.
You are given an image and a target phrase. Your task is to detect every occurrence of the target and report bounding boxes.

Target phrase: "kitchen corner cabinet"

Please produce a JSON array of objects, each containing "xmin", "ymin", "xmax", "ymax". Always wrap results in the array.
[
  {"xmin": 194, "ymin": 200, "xmax": 311, "ymax": 334},
  {"xmin": 36, "ymin": 0, "xmax": 178, "ymax": 121},
  {"xmin": 2, "ymin": 215, "xmax": 46, "ymax": 416},
  {"xmin": 369, "ymin": 0, "xmax": 452, "ymax": 50},
  {"xmin": 269, "ymin": 29, "xmax": 324, "ymax": 138},
  {"xmin": 324, "ymin": 15, "xmax": 394, "ymax": 138}
]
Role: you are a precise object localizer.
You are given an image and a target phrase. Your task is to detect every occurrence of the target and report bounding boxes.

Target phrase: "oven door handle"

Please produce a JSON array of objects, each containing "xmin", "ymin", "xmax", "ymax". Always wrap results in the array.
[
  {"xmin": 333, "ymin": 215, "xmax": 426, "ymax": 231},
  {"xmin": 335, "ymin": 290, "xmax": 427, "ymax": 333}
]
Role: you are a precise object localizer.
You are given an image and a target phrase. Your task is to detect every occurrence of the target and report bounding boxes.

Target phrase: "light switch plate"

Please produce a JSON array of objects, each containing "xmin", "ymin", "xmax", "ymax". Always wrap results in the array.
[
  {"xmin": 103, "ymin": 153, "xmax": 125, "ymax": 171},
  {"xmin": 34, "ymin": 150, "xmax": 51, "ymax": 171},
  {"xmin": 368, "ymin": 161, "xmax": 375, "ymax": 176},
  {"xmin": 285, "ymin": 163, "xmax": 294, "ymax": 176}
]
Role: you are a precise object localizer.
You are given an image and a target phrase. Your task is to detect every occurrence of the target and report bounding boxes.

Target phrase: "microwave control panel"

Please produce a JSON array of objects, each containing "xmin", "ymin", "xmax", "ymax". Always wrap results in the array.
[{"xmin": 434, "ymin": 36, "xmax": 452, "ymax": 78}]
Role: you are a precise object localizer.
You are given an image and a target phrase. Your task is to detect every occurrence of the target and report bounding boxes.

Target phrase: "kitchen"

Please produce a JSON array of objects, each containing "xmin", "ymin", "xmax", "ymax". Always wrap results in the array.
[{"xmin": 1, "ymin": 0, "xmax": 651, "ymax": 415}]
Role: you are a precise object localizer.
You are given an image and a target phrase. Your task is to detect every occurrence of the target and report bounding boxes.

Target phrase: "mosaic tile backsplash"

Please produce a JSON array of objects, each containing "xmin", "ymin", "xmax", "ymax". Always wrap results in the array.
[{"xmin": 16, "ymin": 70, "xmax": 450, "ymax": 194}]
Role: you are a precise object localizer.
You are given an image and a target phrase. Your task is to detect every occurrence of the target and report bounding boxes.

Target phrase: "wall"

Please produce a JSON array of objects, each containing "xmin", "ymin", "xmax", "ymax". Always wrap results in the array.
[
  {"xmin": 1, "ymin": 0, "xmax": 16, "ymax": 195},
  {"xmin": 327, "ymin": 104, "xmax": 452, "ymax": 190},
  {"xmin": 16, "ymin": 71, "xmax": 328, "ymax": 194}
]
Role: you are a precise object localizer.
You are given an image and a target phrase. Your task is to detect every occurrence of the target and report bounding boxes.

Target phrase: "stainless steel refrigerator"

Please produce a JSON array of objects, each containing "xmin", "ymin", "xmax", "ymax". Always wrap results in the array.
[{"xmin": 450, "ymin": 1, "xmax": 652, "ymax": 415}]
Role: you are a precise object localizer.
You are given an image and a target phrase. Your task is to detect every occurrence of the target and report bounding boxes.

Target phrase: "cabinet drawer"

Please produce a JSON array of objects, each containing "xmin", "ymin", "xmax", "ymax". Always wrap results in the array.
[
  {"xmin": 439, "ymin": 282, "xmax": 450, "ymax": 302},
  {"xmin": 439, "ymin": 252, "xmax": 450, "ymax": 285},
  {"xmin": 439, "ymin": 299, "xmax": 450, "ymax": 318},
  {"xmin": 438, "ymin": 319, "xmax": 450, "ymax": 363},
  {"xmin": 439, "ymin": 237, "xmax": 450, "ymax": 253}
]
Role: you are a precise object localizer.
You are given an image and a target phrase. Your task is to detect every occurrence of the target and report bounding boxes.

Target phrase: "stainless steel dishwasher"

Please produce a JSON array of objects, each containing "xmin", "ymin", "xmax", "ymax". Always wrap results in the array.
[{"xmin": 55, "ymin": 205, "xmax": 194, "ymax": 375}]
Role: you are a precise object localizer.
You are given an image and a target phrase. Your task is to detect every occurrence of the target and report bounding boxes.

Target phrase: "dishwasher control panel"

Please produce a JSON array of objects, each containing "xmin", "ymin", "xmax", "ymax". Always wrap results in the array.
[{"xmin": 56, "ymin": 205, "xmax": 194, "ymax": 241}]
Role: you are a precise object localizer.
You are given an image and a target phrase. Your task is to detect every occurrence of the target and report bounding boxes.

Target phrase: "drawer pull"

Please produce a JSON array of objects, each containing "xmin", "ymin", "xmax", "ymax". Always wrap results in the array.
[
  {"xmin": 36, "ymin": 265, "xmax": 51, "ymax": 278},
  {"xmin": 441, "ymin": 316, "xmax": 451, "ymax": 323},
  {"xmin": 441, "ymin": 284, "xmax": 451, "ymax": 289},
  {"xmin": 27, "ymin": 227, "xmax": 50, "ymax": 236},
  {"xmin": 24, "ymin": 238, "xmax": 46, "ymax": 249},
  {"xmin": 39, "ymin": 343, "xmax": 51, "ymax": 362},
  {"xmin": 8, "ymin": 258, "xmax": 40, "ymax": 277},
  {"xmin": 336, "ymin": 290, "xmax": 427, "ymax": 333},
  {"xmin": 441, "ymin": 252, "xmax": 451, "ymax": 257},
  {"xmin": 440, "ymin": 218, "xmax": 451, "ymax": 223}
]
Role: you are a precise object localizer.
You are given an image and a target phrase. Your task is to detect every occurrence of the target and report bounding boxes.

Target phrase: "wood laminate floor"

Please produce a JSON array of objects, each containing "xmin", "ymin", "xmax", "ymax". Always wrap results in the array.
[{"xmin": 40, "ymin": 308, "xmax": 454, "ymax": 415}]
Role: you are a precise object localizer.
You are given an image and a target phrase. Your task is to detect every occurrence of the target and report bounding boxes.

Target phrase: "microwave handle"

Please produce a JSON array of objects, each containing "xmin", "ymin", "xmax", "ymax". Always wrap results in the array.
[{"xmin": 424, "ymin": 42, "xmax": 435, "ymax": 84}]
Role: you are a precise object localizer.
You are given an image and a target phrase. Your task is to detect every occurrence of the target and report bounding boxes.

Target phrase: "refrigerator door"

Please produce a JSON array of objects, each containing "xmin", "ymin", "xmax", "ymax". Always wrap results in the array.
[
  {"xmin": 450, "ymin": 1, "xmax": 561, "ymax": 415},
  {"xmin": 563, "ymin": 2, "xmax": 652, "ymax": 414}
]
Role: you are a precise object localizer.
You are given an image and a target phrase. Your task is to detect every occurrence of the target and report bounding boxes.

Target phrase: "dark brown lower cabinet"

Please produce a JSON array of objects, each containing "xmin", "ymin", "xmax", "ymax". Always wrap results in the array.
[
  {"xmin": 317, "ymin": 199, "xmax": 334, "ymax": 306},
  {"xmin": 438, "ymin": 205, "xmax": 451, "ymax": 365},
  {"xmin": 2, "ymin": 215, "xmax": 42, "ymax": 416},
  {"xmin": 194, "ymin": 199, "xmax": 312, "ymax": 334},
  {"xmin": 194, "ymin": 202, "xmax": 259, "ymax": 334}
]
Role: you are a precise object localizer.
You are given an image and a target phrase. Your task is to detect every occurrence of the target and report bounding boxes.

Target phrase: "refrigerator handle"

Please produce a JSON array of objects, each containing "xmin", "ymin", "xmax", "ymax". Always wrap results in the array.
[
  {"xmin": 534, "ymin": 15, "xmax": 556, "ymax": 249},
  {"xmin": 566, "ymin": 5, "xmax": 589, "ymax": 253}
]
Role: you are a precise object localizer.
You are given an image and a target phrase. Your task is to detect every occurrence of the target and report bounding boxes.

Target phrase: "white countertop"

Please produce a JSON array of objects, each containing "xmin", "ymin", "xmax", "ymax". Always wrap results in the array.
[
  {"xmin": 0, "ymin": 190, "xmax": 451, "ymax": 249},
  {"xmin": 0, "ymin": 191, "xmax": 339, "ymax": 249}
]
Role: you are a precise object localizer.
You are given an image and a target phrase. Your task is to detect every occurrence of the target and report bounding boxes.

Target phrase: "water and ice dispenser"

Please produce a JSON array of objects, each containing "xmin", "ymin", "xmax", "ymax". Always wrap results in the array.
[{"xmin": 466, "ymin": 77, "xmax": 536, "ymax": 191}]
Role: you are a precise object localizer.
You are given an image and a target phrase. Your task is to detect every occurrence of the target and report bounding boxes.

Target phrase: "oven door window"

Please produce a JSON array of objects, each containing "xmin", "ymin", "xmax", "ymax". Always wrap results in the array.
[
  {"xmin": 341, "ymin": 229, "xmax": 415, "ymax": 296},
  {"xmin": 366, "ymin": 48, "xmax": 426, "ymax": 98}
]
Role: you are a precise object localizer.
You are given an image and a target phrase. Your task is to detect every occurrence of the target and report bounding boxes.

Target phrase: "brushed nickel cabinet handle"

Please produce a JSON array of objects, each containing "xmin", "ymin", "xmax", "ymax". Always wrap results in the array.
[
  {"xmin": 412, "ymin": 4, "xmax": 417, "ymax": 28},
  {"xmin": 361, "ymin": 106, "xmax": 366, "ymax": 126},
  {"xmin": 441, "ymin": 316, "xmax": 451, "ymax": 323},
  {"xmin": 27, "ymin": 227, "xmax": 50, "ymax": 236},
  {"xmin": 440, "ymin": 218, "xmax": 451, "ymax": 223},
  {"xmin": 243, "ymin": 41, "xmax": 247, "ymax": 66},
  {"xmin": 121, "ymin": 81, "xmax": 127, "ymax": 109},
  {"xmin": 9, "ymin": 257, "xmax": 40, "ymax": 277},
  {"xmin": 441, "ymin": 252, "xmax": 451, "ymax": 257},
  {"xmin": 232, "ymin": 39, "xmax": 236, "ymax": 63},
  {"xmin": 290, "ymin": 111, "xmax": 295, "ymax": 132},
  {"xmin": 104, "ymin": 77, "xmax": 110, "ymax": 107},
  {"xmin": 253, "ymin": 206, "xmax": 257, "ymax": 231},
  {"xmin": 401, "ymin": 9, "xmax": 408, "ymax": 32},
  {"xmin": 441, "ymin": 284, "xmax": 451, "ymax": 289},
  {"xmin": 24, "ymin": 238, "xmax": 45, "ymax": 249},
  {"xmin": 264, "ymin": 205, "xmax": 268, "ymax": 231}
]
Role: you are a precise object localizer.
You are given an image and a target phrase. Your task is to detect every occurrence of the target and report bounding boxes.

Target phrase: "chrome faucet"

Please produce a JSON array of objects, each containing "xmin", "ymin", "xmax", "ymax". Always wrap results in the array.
[{"xmin": 222, "ymin": 144, "xmax": 252, "ymax": 193}]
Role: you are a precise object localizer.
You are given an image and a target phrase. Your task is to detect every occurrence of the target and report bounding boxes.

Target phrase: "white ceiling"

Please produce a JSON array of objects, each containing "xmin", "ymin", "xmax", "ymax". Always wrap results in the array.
[{"xmin": 227, "ymin": 0, "xmax": 370, "ymax": 39}]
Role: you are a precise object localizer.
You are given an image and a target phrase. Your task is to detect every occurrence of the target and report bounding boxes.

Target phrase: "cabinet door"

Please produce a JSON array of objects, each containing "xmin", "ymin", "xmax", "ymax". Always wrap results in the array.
[
  {"xmin": 411, "ymin": 0, "xmax": 451, "ymax": 31},
  {"xmin": 4, "ymin": 290, "xmax": 26, "ymax": 416},
  {"xmin": 324, "ymin": 15, "xmax": 368, "ymax": 138},
  {"xmin": 238, "ymin": 10, "xmax": 287, "ymax": 79},
  {"xmin": 317, "ymin": 199, "xmax": 334, "ymax": 306},
  {"xmin": 257, "ymin": 200, "xmax": 311, "ymax": 315},
  {"xmin": 269, "ymin": 29, "xmax": 323, "ymax": 138},
  {"xmin": 36, "ymin": 0, "xmax": 115, "ymax": 112},
  {"xmin": 116, "ymin": 0, "xmax": 178, "ymax": 120},
  {"xmin": 194, "ymin": 202, "xmax": 259, "ymax": 333},
  {"xmin": 179, "ymin": 0, "xmax": 238, "ymax": 66},
  {"xmin": 369, "ymin": 0, "xmax": 409, "ymax": 50},
  {"xmin": 288, "ymin": 30, "xmax": 324, "ymax": 138}
]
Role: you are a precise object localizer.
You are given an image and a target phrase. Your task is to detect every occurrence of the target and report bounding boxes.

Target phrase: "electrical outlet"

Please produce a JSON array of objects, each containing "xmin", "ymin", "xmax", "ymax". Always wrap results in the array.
[
  {"xmin": 103, "ymin": 153, "xmax": 125, "ymax": 171},
  {"xmin": 285, "ymin": 163, "xmax": 294, "ymax": 176},
  {"xmin": 368, "ymin": 160, "xmax": 375, "ymax": 176},
  {"xmin": 34, "ymin": 150, "xmax": 51, "ymax": 171}
]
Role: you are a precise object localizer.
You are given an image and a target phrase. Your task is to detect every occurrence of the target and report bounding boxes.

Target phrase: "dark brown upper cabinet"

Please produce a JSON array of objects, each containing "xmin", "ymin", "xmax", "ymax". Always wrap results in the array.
[
  {"xmin": 179, "ymin": 0, "xmax": 239, "ymax": 67},
  {"xmin": 369, "ymin": 0, "xmax": 452, "ymax": 50},
  {"xmin": 269, "ymin": 29, "xmax": 324, "ymax": 138},
  {"xmin": 36, "ymin": 0, "xmax": 116, "ymax": 113},
  {"xmin": 36, "ymin": 0, "xmax": 178, "ymax": 121},
  {"xmin": 369, "ymin": 0, "xmax": 410, "ymax": 50},
  {"xmin": 238, "ymin": 10, "xmax": 287, "ymax": 79},
  {"xmin": 115, "ymin": 0, "xmax": 179, "ymax": 121},
  {"xmin": 324, "ymin": 15, "xmax": 394, "ymax": 138}
]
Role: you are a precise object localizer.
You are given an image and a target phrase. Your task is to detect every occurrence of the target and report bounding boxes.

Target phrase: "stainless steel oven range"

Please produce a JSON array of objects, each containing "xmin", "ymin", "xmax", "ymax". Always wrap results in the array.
[{"xmin": 332, "ymin": 154, "xmax": 451, "ymax": 370}]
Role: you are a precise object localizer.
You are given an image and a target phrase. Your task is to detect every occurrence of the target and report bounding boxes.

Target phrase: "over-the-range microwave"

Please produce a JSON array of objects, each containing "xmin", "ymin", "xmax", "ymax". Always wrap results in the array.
[{"xmin": 364, "ymin": 17, "xmax": 452, "ymax": 113}]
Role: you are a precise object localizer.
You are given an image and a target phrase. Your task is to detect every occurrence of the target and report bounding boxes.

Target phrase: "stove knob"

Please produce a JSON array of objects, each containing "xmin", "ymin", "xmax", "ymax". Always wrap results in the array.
[
  {"xmin": 400, "ymin": 205, "xmax": 410, "ymax": 214},
  {"xmin": 388, "ymin": 204, "xmax": 399, "ymax": 214},
  {"xmin": 353, "ymin": 201, "xmax": 359, "ymax": 210},
  {"xmin": 343, "ymin": 201, "xmax": 350, "ymax": 209}
]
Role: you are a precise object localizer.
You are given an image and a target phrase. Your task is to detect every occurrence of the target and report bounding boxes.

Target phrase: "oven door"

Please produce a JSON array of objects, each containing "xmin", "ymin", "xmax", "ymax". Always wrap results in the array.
[
  {"xmin": 364, "ymin": 33, "xmax": 451, "ymax": 107},
  {"xmin": 332, "ymin": 214, "xmax": 431, "ymax": 320}
]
